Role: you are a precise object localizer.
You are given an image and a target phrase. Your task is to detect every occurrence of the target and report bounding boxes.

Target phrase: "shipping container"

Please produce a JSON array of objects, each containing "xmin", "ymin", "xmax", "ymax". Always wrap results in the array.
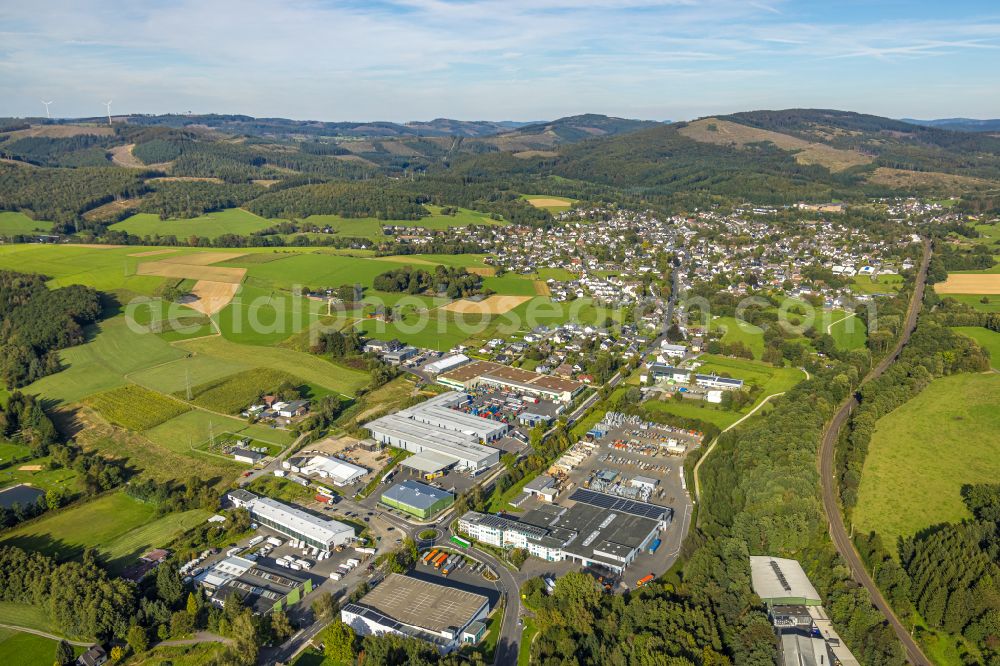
[
  {"xmin": 649, "ymin": 539, "xmax": 662, "ymax": 554},
  {"xmin": 423, "ymin": 549, "xmax": 439, "ymax": 564}
]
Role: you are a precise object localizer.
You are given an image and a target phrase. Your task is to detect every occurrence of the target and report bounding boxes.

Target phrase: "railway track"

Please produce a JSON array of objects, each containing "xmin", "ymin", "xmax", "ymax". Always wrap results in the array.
[{"xmin": 818, "ymin": 238, "xmax": 932, "ymax": 666}]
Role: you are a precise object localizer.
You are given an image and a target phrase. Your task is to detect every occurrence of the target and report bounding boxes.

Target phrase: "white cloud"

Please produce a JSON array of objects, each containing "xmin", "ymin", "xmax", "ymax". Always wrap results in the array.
[{"xmin": 1, "ymin": 0, "xmax": 998, "ymax": 119}]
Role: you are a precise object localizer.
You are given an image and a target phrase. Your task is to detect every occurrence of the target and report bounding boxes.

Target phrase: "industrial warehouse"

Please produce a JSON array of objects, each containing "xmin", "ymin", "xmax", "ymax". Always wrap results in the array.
[
  {"xmin": 341, "ymin": 573, "xmax": 490, "ymax": 653},
  {"xmin": 381, "ymin": 479, "xmax": 455, "ymax": 519},
  {"xmin": 196, "ymin": 555, "xmax": 313, "ymax": 615},
  {"xmin": 364, "ymin": 392, "xmax": 504, "ymax": 472},
  {"xmin": 750, "ymin": 556, "xmax": 859, "ymax": 666},
  {"xmin": 437, "ymin": 360, "xmax": 585, "ymax": 403},
  {"xmin": 226, "ymin": 490, "xmax": 355, "ymax": 551},
  {"xmin": 458, "ymin": 489, "xmax": 671, "ymax": 573},
  {"xmin": 282, "ymin": 454, "xmax": 367, "ymax": 486}
]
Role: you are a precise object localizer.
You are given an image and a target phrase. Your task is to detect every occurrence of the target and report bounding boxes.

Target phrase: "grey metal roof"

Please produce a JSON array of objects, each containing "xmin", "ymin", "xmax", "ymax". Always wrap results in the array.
[{"xmin": 749, "ymin": 556, "xmax": 822, "ymax": 604}]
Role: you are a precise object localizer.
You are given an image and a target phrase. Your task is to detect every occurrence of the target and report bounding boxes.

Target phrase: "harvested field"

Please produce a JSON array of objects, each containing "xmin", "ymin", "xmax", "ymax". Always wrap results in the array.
[
  {"xmin": 466, "ymin": 266, "xmax": 497, "ymax": 277},
  {"xmin": 866, "ymin": 167, "xmax": 992, "ymax": 190},
  {"xmin": 108, "ymin": 144, "xmax": 146, "ymax": 168},
  {"xmin": 513, "ymin": 150, "xmax": 559, "ymax": 159},
  {"xmin": 158, "ymin": 251, "xmax": 247, "ymax": 265},
  {"xmin": 9, "ymin": 124, "xmax": 113, "ymax": 139},
  {"xmin": 186, "ymin": 280, "xmax": 240, "ymax": 315},
  {"xmin": 252, "ymin": 179, "xmax": 280, "ymax": 187},
  {"xmin": 83, "ymin": 197, "xmax": 142, "ymax": 222},
  {"xmin": 441, "ymin": 294, "xmax": 532, "ymax": 315},
  {"xmin": 679, "ymin": 118, "xmax": 872, "ymax": 172},
  {"xmin": 129, "ymin": 249, "xmax": 178, "ymax": 257},
  {"xmin": 377, "ymin": 256, "xmax": 437, "ymax": 266},
  {"xmin": 525, "ymin": 197, "xmax": 573, "ymax": 208},
  {"xmin": 937, "ymin": 273, "xmax": 1000, "ymax": 294},
  {"xmin": 533, "ymin": 279, "xmax": 551, "ymax": 296},
  {"xmin": 136, "ymin": 262, "xmax": 246, "ymax": 284},
  {"xmin": 148, "ymin": 176, "xmax": 224, "ymax": 183},
  {"xmin": 17, "ymin": 465, "xmax": 43, "ymax": 472}
]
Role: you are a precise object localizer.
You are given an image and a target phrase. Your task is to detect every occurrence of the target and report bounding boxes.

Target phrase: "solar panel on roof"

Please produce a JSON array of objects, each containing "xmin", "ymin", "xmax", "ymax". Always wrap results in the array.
[{"xmin": 568, "ymin": 488, "xmax": 670, "ymax": 520}]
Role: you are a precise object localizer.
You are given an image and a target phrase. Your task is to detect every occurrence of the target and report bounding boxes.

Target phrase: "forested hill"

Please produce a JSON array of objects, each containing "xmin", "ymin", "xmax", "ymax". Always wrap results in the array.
[
  {"xmin": 2, "ymin": 108, "xmax": 1000, "ymax": 238},
  {"xmin": 901, "ymin": 117, "xmax": 1000, "ymax": 133}
]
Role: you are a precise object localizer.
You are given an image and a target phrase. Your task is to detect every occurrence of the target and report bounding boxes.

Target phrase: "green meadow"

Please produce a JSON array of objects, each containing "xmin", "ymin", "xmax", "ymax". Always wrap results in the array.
[
  {"xmin": 0, "ymin": 211, "xmax": 50, "ymax": 236},
  {"xmin": 953, "ymin": 326, "xmax": 1000, "ymax": 369},
  {"xmin": 941, "ymin": 293, "xmax": 1000, "ymax": 313},
  {"xmin": 853, "ymin": 372, "xmax": 1000, "ymax": 550},
  {"xmin": 0, "ymin": 492, "xmax": 210, "ymax": 569},
  {"xmin": 111, "ymin": 208, "xmax": 276, "ymax": 238},
  {"xmin": 143, "ymin": 409, "xmax": 294, "ymax": 455},
  {"xmin": 828, "ymin": 312, "xmax": 868, "ymax": 350},
  {"xmin": 851, "ymin": 273, "xmax": 903, "ymax": 294}
]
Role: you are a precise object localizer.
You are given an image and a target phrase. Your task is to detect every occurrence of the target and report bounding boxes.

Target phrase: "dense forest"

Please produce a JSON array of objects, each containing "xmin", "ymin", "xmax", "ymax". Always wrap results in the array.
[
  {"xmin": 372, "ymin": 265, "xmax": 485, "ymax": 298},
  {"xmin": 0, "ymin": 270, "xmax": 103, "ymax": 387}
]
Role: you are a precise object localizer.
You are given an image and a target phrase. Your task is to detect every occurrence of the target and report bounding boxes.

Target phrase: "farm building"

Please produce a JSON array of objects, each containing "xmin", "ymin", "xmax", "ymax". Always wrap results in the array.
[
  {"xmin": 225, "ymin": 490, "xmax": 354, "ymax": 551},
  {"xmin": 196, "ymin": 555, "xmax": 313, "ymax": 615},
  {"xmin": 381, "ymin": 479, "xmax": 454, "ymax": 518},
  {"xmin": 284, "ymin": 454, "xmax": 367, "ymax": 486},
  {"xmin": 364, "ymin": 393, "xmax": 503, "ymax": 472},
  {"xmin": 437, "ymin": 360, "xmax": 584, "ymax": 403},
  {"xmin": 341, "ymin": 573, "xmax": 489, "ymax": 653}
]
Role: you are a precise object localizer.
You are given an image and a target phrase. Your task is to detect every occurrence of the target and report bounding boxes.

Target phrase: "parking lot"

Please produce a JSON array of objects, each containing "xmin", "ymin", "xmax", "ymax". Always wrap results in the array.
[{"xmin": 411, "ymin": 547, "xmax": 502, "ymax": 608}]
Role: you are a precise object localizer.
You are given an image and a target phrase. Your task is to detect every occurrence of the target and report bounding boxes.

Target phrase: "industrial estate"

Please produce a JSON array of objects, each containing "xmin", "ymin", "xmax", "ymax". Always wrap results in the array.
[{"xmin": 1, "ymin": 24, "xmax": 999, "ymax": 664}]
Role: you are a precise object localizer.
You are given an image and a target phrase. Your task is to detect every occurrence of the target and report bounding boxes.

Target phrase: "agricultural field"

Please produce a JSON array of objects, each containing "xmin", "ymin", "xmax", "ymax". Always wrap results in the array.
[
  {"xmin": 214, "ymin": 283, "xmax": 329, "ymax": 346},
  {"xmin": 482, "ymin": 274, "xmax": 542, "ymax": 297},
  {"xmin": 111, "ymin": 208, "xmax": 276, "ymax": 239},
  {"xmin": 85, "ymin": 384, "xmax": 190, "ymax": 431},
  {"xmin": 937, "ymin": 273, "xmax": 1000, "ymax": 293},
  {"xmin": 0, "ymin": 244, "xmax": 166, "ymax": 295},
  {"xmin": 126, "ymin": 295, "xmax": 216, "ymax": 341},
  {"xmin": 23, "ymin": 315, "xmax": 187, "ymax": 406},
  {"xmin": 850, "ymin": 273, "xmax": 903, "ymax": 294},
  {"xmin": 521, "ymin": 194, "xmax": 575, "ymax": 211},
  {"xmin": 953, "ymin": 326, "xmax": 1000, "ymax": 369},
  {"xmin": 853, "ymin": 372, "xmax": 1000, "ymax": 550},
  {"xmin": 175, "ymin": 335, "xmax": 370, "ymax": 397},
  {"xmin": 299, "ymin": 205, "xmax": 502, "ymax": 242},
  {"xmin": 0, "ymin": 211, "xmax": 50, "ymax": 236},
  {"xmin": 234, "ymin": 252, "xmax": 405, "ymax": 292},
  {"xmin": 182, "ymin": 367, "xmax": 303, "ymax": 414},
  {"xmin": 0, "ymin": 492, "xmax": 210, "ymax": 569}
]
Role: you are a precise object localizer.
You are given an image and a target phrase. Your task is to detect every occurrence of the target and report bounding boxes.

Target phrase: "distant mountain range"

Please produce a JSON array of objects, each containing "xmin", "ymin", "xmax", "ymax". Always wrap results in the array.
[
  {"xmin": 901, "ymin": 118, "xmax": 1000, "ymax": 133},
  {"xmin": 72, "ymin": 112, "xmax": 659, "ymax": 142}
]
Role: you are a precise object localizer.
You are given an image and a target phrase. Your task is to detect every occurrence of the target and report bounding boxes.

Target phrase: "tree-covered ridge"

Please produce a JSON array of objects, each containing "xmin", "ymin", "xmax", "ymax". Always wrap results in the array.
[
  {"xmin": 246, "ymin": 180, "xmax": 428, "ymax": 220},
  {"xmin": 372, "ymin": 265, "xmax": 485, "ymax": 298},
  {"xmin": 0, "ymin": 134, "xmax": 117, "ymax": 168},
  {"xmin": 0, "ymin": 163, "xmax": 145, "ymax": 227},
  {"xmin": 0, "ymin": 270, "xmax": 103, "ymax": 387}
]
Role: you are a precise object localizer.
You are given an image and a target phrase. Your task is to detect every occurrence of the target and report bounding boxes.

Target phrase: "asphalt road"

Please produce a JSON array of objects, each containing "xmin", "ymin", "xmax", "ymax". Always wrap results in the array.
[{"xmin": 818, "ymin": 238, "xmax": 932, "ymax": 666}]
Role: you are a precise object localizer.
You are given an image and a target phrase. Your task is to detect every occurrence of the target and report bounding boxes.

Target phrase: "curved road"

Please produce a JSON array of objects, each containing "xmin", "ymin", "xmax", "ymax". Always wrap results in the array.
[{"xmin": 818, "ymin": 238, "xmax": 931, "ymax": 666}]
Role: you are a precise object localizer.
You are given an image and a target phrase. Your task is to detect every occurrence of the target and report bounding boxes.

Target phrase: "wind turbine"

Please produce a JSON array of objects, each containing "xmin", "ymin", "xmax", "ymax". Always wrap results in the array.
[
  {"xmin": 40, "ymin": 100, "xmax": 53, "ymax": 119},
  {"xmin": 104, "ymin": 100, "xmax": 113, "ymax": 125}
]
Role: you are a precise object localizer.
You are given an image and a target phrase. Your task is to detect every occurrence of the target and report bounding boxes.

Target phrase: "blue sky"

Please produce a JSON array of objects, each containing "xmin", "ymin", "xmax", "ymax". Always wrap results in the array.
[{"xmin": 1, "ymin": 0, "xmax": 998, "ymax": 121}]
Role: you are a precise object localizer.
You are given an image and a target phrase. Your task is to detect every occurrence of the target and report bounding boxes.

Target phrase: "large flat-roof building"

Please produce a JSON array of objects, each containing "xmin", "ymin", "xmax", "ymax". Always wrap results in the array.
[
  {"xmin": 284, "ymin": 455, "xmax": 367, "ymax": 486},
  {"xmin": 381, "ymin": 480, "xmax": 454, "ymax": 519},
  {"xmin": 341, "ymin": 573, "xmax": 490, "ymax": 653},
  {"xmin": 225, "ymin": 491, "xmax": 354, "ymax": 551},
  {"xmin": 750, "ymin": 556, "xmax": 859, "ymax": 666},
  {"xmin": 437, "ymin": 360, "xmax": 585, "ymax": 403},
  {"xmin": 364, "ymin": 393, "xmax": 503, "ymax": 472},
  {"xmin": 459, "ymin": 489, "xmax": 670, "ymax": 573},
  {"xmin": 196, "ymin": 556, "xmax": 313, "ymax": 615}
]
